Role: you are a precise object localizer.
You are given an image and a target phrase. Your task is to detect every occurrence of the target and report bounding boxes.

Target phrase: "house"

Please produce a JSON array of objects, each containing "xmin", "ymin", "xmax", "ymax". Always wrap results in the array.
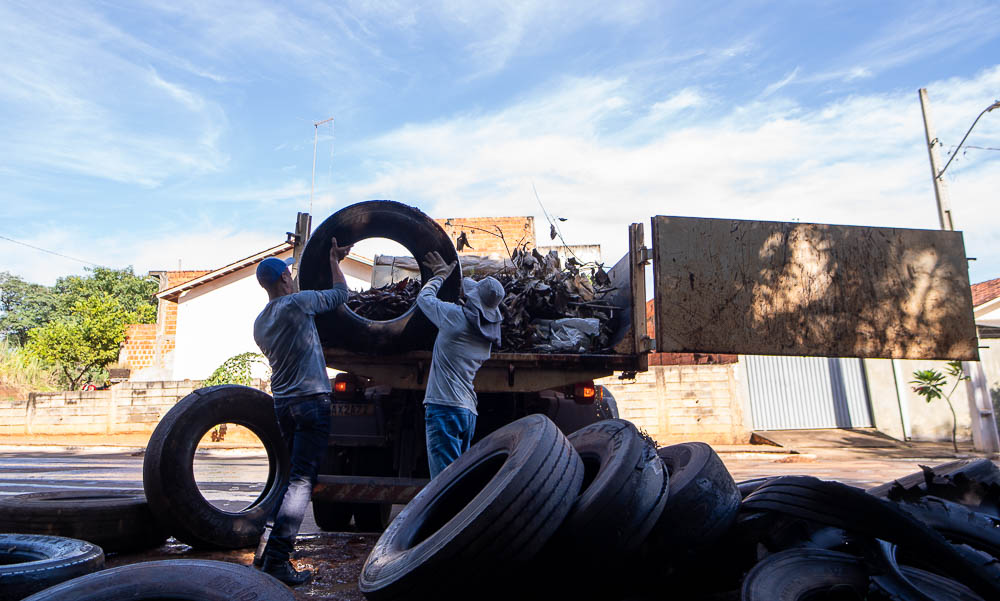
[
  {"xmin": 972, "ymin": 277, "xmax": 1000, "ymax": 413},
  {"xmin": 120, "ymin": 242, "xmax": 372, "ymax": 381}
]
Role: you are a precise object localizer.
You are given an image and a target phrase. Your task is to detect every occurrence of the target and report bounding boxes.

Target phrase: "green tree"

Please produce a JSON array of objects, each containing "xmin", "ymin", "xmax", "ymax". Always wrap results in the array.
[
  {"xmin": 203, "ymin": 352, "xmax": 269, "ymax": 387},
  {"xmin": 0, "ymin": 272, "xmax": 59, "ymax": 346},
  {"xmin": 26, "ymin": 293, "xmax": 139, "ymax": 390},
  {"xmin": 911, "ymin": 360, "xmax": 969, "ymax": 453},
  {"xmin": 54, "ymin": 267, "xmax": 157, "ymax": 324}
]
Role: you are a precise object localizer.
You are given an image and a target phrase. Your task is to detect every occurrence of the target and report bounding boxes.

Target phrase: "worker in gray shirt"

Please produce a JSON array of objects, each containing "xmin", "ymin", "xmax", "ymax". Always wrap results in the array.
[
  {"xmin": 252, "ymin": 236, "xmax": 352, "ymax": 586},
  {"xmin": 418, "ymin": 250, "xmax": 505, "ymax": 478}
]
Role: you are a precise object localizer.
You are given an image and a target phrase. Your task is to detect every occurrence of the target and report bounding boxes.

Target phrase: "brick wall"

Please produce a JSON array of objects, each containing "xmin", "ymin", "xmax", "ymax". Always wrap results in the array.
[
  {"xmin": 435, "ymin": 217, "xmax": 536, "ymax": 256},
  {"xmin": 599, "ymin": 363, "xmax": 751, "ymax": 445},
  {"xmin": 0, "ymin": 380, "xmax": 264, "ymax": 437},
  {"xmin": 119, "ymin": 270, "xmax": 210, "ymax": 374}
]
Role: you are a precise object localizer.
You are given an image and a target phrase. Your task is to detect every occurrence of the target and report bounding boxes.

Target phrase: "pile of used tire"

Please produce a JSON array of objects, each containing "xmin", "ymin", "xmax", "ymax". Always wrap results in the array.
[{"xmin": 358, "ymin": 414, "xmax": 1000, "ymax": 601}]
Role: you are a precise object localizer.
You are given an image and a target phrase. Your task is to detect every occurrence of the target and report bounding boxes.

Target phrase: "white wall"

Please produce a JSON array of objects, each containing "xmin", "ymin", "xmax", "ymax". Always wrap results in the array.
[{"xmin": 171, "ymin": 255, "xmax": 370, "ymax": 380}]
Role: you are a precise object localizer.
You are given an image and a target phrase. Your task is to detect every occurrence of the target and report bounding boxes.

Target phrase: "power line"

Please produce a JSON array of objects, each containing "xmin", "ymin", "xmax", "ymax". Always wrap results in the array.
[
  {"xmin": 937, "ymin": 99, "xmax": 1000, "ymax": 179},
  {"xmin": 944, "ymin": 144, "xmax": 1000, "ymax": 152},
  {"xmin": 0, "ymin": 234, "xmax": 101, "ymax": 267}
]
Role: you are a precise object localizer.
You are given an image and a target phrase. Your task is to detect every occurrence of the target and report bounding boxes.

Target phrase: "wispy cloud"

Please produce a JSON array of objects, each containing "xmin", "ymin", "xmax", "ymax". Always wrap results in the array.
[{"xmin": 337, "ymin": 66, "xmax": 1000, "ymax": 281}]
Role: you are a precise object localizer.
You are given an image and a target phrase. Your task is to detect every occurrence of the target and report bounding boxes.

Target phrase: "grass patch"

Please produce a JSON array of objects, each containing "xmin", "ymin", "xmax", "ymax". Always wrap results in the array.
[{"xmin": 0, "ymin": 340, "xmax": 60, "ymax": 400}]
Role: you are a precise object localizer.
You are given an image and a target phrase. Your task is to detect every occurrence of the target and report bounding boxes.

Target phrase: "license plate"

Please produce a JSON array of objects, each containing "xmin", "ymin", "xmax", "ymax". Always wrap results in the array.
[{"xmin": 331, "ymin": 403, "xmax": 375, "ymax": 416}]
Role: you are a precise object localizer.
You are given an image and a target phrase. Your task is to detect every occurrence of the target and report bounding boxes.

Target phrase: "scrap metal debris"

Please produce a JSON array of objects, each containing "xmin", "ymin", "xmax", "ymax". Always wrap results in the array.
[{"xmin": 346, "ymin": 248, "xmax": 618, "ymax": 353}]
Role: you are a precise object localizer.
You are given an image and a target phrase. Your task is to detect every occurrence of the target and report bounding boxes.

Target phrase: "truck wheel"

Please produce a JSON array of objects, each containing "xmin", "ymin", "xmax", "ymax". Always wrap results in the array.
[
  {"xmin": 354, "ymin": 503, "xmax": 393, "ymax": 532},
  {"xmin": 19, "ymin": 559, "xmax": 294, "ymax": 601},
  {"xmin": 648, "ymin": 442, "xmax": 740, "ymax": 558},
  {"xmin": 554, "ymin": 419, "xmax": 668, "ymax": 555},
  {"xmin": 299, "ymin": 200, "xmax": 462, "ymax": 354},
  {"xmin": 0, "ymin": 534, "xmax": 104, "ymax": 601},
  {"xmin": 0, "ymin": 490, "xmax": 166, "ymax": 553},
  {"xmin": 143, "ymin": 385, "xmax": 290, "ymax": 549},
  {"xmin": 312, "ymin": 501, "xmax": 354, "ymax": 531},
  {"xmin": 359, "ymin": 414, "xmax": 584, "ymax": 600}
]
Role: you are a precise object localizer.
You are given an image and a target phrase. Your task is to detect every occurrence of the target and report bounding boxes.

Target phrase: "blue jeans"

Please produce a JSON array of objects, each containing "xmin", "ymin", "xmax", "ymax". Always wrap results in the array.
[
  {"xmin": 425, "ymin": 404, "xmax": 476, "ymax": 479},
  {"xmin": 265, "ymin": 393, "xmax": 331, "ymax": 560}
]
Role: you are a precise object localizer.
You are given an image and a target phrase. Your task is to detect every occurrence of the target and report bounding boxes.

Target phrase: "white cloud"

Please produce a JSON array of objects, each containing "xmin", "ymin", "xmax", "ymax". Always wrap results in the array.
[{"xmin": 334, "ymin": 66, "xmax": 1000, "ymax": 282}]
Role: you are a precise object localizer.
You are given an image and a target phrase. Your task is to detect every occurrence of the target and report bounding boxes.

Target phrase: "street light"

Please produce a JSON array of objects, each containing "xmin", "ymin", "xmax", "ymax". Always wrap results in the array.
[{"xmin": 936, "ymin": 99, "xmax": 1000, "ymax": 180}]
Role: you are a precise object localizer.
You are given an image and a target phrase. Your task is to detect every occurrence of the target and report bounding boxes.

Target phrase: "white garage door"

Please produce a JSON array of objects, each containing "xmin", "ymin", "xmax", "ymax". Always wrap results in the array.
[{"xmin": 745, "ymin": 355, "xmax": 873, "ymax": 431}]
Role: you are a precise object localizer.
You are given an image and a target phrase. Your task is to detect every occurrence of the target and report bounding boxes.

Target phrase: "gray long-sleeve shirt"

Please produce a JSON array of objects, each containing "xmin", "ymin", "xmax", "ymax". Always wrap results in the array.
[
  {"xmin": 417, "ymin": 276, "xmax": 493, "ymax": 415},
  {"xmin": 253, "ymin": 284, "xmax": 348, "ymax": 400}
]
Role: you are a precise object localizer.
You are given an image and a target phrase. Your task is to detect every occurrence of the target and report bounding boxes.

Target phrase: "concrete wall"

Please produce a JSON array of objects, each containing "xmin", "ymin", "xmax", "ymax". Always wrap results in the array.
[
  {"xmin": 599, "ymin": 363, "xmax": 750, "ymax": 445},
  {"xmin": 0, "ymin": 381, "xmax": 204, "ymax": 436},
  {"xmin": 862, "ymin": 357, "xmax": 974, "ymax": 443},
  {"xmin": 170, "ymin": 262, "xmax": 369, "ymax": 381}
]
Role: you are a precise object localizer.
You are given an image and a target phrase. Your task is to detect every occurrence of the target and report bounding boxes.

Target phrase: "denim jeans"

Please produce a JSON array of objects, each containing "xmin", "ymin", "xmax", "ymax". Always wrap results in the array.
[
  {"xmin": 425, "ymin": 403, "xmax": 477, "ymax": 479},
  {"xmin": 265, "ymin": 393, "xmax": 331, "ymax": 560}
]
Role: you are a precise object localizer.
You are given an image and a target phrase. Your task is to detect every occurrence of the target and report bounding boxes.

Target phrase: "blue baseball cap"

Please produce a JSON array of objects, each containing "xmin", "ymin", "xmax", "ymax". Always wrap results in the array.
[{"xmin": 256, "ymin": 257, "xmax": 294, "ymax": 286}]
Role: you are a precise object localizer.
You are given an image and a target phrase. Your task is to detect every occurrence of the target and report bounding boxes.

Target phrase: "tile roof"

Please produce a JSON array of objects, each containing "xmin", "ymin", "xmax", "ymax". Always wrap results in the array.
[{"xmin": 972, "ymin": 277, "xmax": 1000, "ymax": 307}]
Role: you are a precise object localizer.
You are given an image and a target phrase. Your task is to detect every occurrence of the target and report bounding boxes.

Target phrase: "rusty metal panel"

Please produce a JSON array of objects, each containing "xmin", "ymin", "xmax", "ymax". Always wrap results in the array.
[
  {"xmin": 652, "ymin": 216, "xmax": 978, "ymax": 360},
  {"xmin": 313, "ymin": 475, "xmax": 428, "ymax": 504}
]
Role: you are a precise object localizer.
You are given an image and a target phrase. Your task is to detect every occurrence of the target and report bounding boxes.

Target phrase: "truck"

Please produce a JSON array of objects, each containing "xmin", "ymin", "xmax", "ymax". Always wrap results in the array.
[{"xmin": 141, "ymin": 200, "xmax": 980, "ymax": 549}]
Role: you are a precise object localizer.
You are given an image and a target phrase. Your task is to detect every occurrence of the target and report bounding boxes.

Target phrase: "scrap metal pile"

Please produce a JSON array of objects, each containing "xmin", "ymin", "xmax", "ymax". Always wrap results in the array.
[
  {"xmin": 359, "ymin": 414, "xmax": 1000, "ymax": 601},
  {"xmin": 347, "ymin": 248, "xmax": 618, "ymax": 353}
]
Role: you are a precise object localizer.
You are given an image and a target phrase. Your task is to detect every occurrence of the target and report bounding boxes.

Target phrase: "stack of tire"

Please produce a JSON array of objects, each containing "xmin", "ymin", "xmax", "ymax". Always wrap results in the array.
[{"xmin": 356, "ymin": 413, "xmax": 1000, "ymax": 601}]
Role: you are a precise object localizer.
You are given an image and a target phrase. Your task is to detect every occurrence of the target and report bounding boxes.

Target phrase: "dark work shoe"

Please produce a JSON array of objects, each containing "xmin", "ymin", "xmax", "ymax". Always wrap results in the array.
[{"xmin": 260, "ymin": 556, "xmax": 313, "ymax": 586}]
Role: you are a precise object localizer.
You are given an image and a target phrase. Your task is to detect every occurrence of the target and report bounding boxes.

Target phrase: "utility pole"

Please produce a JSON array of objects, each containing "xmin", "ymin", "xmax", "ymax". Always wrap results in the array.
[
  {"xmin": 310, "ymin": 116, "xmax": 335, "ymax": 216},
  {"xmin": 918, "ymin": 88, "xmax": 955, "ymax": 231},
  {"xmin": 918, "ymin": 88, "xmax": 1000, "ymax": 454}
]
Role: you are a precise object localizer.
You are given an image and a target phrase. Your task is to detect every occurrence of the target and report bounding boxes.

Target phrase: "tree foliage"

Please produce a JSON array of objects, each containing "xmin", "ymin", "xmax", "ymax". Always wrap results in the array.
[
  {"xmin": 203, "ymin": 352, "xmax": 269, "ymax": 388},
  {"xmin": 26, "ymin": 293, "xmax": 141, "ymax": 390},
  {"xmin": 53, "ymin": 267, "xmax": 157, "ymax": 324},
  {"xmin": 0, "ymin": 272, "xmax": 59, "ymax": 346}
]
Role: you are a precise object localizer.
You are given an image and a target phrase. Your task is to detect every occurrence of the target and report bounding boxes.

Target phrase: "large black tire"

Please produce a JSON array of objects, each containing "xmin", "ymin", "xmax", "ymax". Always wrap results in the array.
[
  {"xmin": 20, "ymin": 559, "xmax": 294, "ymax": 601},
  {"xmin": 143, "ymin": 385, "xmax": 290, "ymax": 549},
  {"xmin": 0, "ymin": 490, "xmax": 167, "ymax": 553},
  {"xmin": 299, "ymin": 200, "xmax": 462, "ymax": 354},
  {"xmin": 741, "ymin": 548, "xmax": 871, "ymax": 601},
  {"xmin": 555, "ymin": 419, "xmax": 668, "ymax": 555},
  {"xmin": 897, "ymin": 496, "xmax": 1000, "ymax": 557},
  {"xmin": 648, "ymin": 442, "xmax": 740, "ymax": 557},
  {"xmin": 359, "ymin": 414, "xmax": 584, "ymax": 600},
  {"xmin": 869, "ymin": 458, "xmax": 1000, "ymax": 515},
  {"xmin": 743, "ymin": 475, "xmax": 1000, "ymax": 600},
  {"xmin": 0, "ymin": 534, "xmax": 104, "ymax": 601},
  {"xmin": 354, "ymin": 502, "xmax": 393, "ymax": 532}
]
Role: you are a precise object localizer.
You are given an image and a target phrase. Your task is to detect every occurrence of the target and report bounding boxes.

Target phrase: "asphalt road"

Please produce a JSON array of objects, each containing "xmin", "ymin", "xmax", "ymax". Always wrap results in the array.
[{"xmin": 0, "ymin": 448, "xmax": 326, "ymax": 534}]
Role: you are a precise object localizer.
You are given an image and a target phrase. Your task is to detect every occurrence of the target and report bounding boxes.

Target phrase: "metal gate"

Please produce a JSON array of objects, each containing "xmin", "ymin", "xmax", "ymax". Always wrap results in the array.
[{"xmin": 744, "ymin": 355, "xmax": 873, "ymax": 431}]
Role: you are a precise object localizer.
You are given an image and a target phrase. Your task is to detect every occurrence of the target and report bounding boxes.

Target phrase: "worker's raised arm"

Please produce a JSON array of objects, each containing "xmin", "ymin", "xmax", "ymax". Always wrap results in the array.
[
  {"xmin": 329, "ymin": 236, "xmax": 352, "ymax": 289},
  {"xmin": 416, "ymin": 251, "xmax": 457, "ymax": 327}
]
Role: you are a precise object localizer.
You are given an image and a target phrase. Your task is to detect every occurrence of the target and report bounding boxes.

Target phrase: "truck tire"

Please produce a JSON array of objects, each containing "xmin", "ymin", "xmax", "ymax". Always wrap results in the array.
[
  {"xmin": 868, "ymin": 458, "xmax": 1000, "ymax": 515},
  {"xmin": 743, "ymin": 476, "xmax": 1000, "ymax": 600},
  {"xmin": 20, "ymin": 559, "xmax": 295, "ymax": 601},
  {"xmin": 359, "ymin": 414, "xmax": 584, "ymax": 600},
  {"xmin": 354, "ymin": 503, "xmax": 393, "ymax": 532},
  {"xmin": 143, "ymin": 385, "xmax": 290, "ymax": 549},
  {"xmin": 299, "ymin": 200, "xmax": 462, "ymax": 354},
  {"xmin": 312, "ymin": 501, "xmax": 354, "ymax": 531},
  {"xmin": 741, "ymin": 548, "xmax": 871, "ymax": 601},
  {"xmin": 554, "ymin": 419, "xmax": 668, "ymax": 555},
  {"xmin": 648, "ymin": 442, "xmax": 740, "ymax": 558},
  {"xmin": 0, "ymin": 490, "xmax": 166, "ymax": 553},
  {"xmin": 0, "ymin": 534, "xmax": 104, "ymax": 601},
  {"xmin": 897, "ymin": 496, "xmax": 1000, "ymax": 557}
]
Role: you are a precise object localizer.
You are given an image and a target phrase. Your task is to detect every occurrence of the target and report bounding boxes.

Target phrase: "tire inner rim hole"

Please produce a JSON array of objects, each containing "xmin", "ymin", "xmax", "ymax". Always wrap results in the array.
[
  {"xmin": 408, "ymin": 452, "xmax": 508, "ymax": 548},
  {"xmin": 579, "ymin": 453, "xmax": 602, "ymax": 492},
  {"xmin": 346, "ymin": 237, "xmax": 419, "ymax": 322},
  {"xmin": 192, "ymin": 423, "xmax": 271, "ymax": 514}
]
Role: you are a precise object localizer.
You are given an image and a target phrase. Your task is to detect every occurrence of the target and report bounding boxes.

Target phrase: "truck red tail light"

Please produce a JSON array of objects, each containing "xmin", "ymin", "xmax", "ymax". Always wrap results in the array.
[
  {"xmin": 573, "ymin": 382, "xmax": 597, "ymax": 404},
  {"xmin": 333, "ymin": 374, "xmax": 359, "ymax": 399}
]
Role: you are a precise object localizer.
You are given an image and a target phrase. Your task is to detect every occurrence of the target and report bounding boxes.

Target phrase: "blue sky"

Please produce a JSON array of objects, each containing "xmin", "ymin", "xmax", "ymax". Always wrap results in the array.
[{"xmin": 1, "ymin": 1, "xmax": 999, "ymax": 287}]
